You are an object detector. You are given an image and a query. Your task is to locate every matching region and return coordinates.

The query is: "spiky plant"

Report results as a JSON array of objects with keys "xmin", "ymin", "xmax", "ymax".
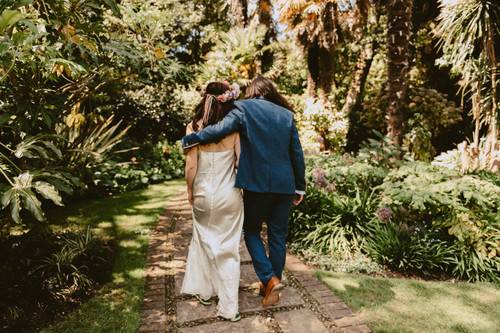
[{"xmin": 434, "ymin": 0, "xmax": 500, "ymax": 167}]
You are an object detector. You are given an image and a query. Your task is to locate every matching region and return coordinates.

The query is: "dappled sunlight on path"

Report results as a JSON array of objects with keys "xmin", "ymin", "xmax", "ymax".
[{"xmin": 139, "ymin": 191, "xmax": 370, "ymax": 333}]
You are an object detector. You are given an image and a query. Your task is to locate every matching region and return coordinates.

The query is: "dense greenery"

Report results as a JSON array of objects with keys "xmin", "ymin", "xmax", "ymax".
[
  {"xmin": 1, "ymin": 0, "xmax": 499, "ymax": 330},
  {"xmin": 290, "ymin": 151, "xmax": 500, "ymax": 283}
]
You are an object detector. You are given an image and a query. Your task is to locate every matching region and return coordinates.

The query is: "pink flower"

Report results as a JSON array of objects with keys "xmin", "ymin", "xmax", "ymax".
[{"xmin": 377, "ymin": 207, "xmax": 392, "ymax": 222}]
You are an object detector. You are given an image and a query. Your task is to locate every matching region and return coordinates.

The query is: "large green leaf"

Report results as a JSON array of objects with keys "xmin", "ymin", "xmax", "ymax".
[
  {"xmin": 14, "ymin": 135, "xmax": 63, "ymax": 160},
  {"xmin": 0, "ymin": 172, "xmax": 51, "ymax": 223},
  {"xmin": 0, "ymin": 9, "xmax": 24, "ymax": 34},
  {"xmin": 103, "ymin": 0, "xmax": 121, "ymax": 17},
  {"xmin": 34, "ymin": 181, "xmax": 63, "ymax": 206}
]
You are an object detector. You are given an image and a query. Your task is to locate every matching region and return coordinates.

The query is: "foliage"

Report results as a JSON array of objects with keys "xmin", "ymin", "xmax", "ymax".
[
  {"xmin": 299, "ymin": 97, "xmax": 349, "ymax": 152},
  {"xmin": 360, "ymin": 55, "xmax": 463, "ymax": 160},
  {"xmin": 291, "ymin": 153, "xmax": 500, "ymax": 283},
  {"xmin": 0, "ymin": 135, "xmax": 82, "ymax": 225},
  {"xmin": 0, "ymin": 227, "xmax": 112, "ymax": 331},
  {"xmin": 434, "ymin": 0, "xmax": 499, "ymax": 169},
  {"xmin": 289, "ymin": 244, "xmax": 382, "ymax": 274},
  {"xmin": 290, "ymin": 155, "xmax": 385, "ymax": 259},
  {"xmin": 378, "ymin": 162, "xmax": 500, "ymax": 282},
  {"xmin": 365, "ymin": 222, "xmax": 455, "ymax": 275},
  {"xmin": 40, "ymin": 181, "xmax": 185, "ymax": 333},
  {"xmin": 35, "ymin": 227, "xmax": 102, "ymax": 301},
  {"xmin": 433, "ymin": 137, "xmax": 500, "ymax": 173},
  {"xmin": 267, "ymin": 40, "xmax": 307, "ymax": 95},
  {"xmin": 91, "ymin": 142, "xmax": 184, "ymax": 194},
  {"xmin": 357, "ymin": 131, "xmax": 410, "ymax": 169},
  {"xmin": 197, "ymin": 22, "xmax": 267, "ymax": 85}
]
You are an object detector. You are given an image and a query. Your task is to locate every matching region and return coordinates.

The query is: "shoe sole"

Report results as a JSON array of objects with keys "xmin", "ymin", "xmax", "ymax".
[{"xmin": 262, "ymin": 283, "xmax": 284, "ymax": 307}]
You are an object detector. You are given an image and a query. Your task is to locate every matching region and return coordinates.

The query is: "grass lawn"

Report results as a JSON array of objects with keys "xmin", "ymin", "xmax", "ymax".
[
  {"xmin": 41, "ymin": 180, "xmax": 185, "ymax": 333},
  {"xmin": 317, "ymin": 271, "xmax": 500, "ymax": 333}
]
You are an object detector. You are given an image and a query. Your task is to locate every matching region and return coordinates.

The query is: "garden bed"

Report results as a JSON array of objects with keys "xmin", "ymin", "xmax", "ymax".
[
  {"xmin": 1, "ymin": 180, "xmax": 184, "ymax": 333},
  {"xmin": 0, "ymin": 231, "xmax": 115, "ymax": 332}
]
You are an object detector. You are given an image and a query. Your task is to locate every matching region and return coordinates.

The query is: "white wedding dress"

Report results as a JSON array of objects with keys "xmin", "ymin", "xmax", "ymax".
[{"xmin": 181, "ymin": 131, "xmax": 244, "ymax": 319}]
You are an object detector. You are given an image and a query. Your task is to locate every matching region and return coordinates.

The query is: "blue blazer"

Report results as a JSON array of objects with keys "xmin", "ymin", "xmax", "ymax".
[{"xmin": 182, "ymin": 98, "xmax": 306, "ymax": 195}]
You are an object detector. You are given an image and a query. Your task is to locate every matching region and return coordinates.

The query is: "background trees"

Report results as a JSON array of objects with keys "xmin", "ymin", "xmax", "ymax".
[
  {"xmin": 434, "ymin": 0, "xmax": 499, "ymax": 170},
  {"xmin": 1, "ymin": 0, "xmax": 499, "ymax": 329},
  {"xmin": 385, "ymin": 0, "xmax": 413, "ymax": 145}
]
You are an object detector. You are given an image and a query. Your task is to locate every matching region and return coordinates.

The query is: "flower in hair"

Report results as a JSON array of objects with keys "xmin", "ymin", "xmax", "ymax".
[{"xmin": 216, "ymin": 83, "xmax": 240, "ymax": 103}]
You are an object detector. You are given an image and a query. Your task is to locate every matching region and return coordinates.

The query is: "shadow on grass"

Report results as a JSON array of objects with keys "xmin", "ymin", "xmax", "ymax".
[
  {"xmin": 317, "ymin": 271, "xmax": 500, "ymax": 333},
  {"xmin": 317, "ymin": 271, "xmax": 396, "ymax": 310},
  {"xmin": 38, "ymin": 181, "xmax": 185, "ymax": 333}
]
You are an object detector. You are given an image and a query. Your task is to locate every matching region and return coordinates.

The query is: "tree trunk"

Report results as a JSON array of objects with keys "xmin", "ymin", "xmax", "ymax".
[
  {"xmin": 257, "ymin": 0, "xmax": 275, "ymax": 72},
  {"xmin": 317, "ymin": 47, "xmax": 335, "ymax": 103},
  {"xmin": 342, "ymin": 40, "xmax": 375, "ymax": 116},
  {"xmin": 486, "ymin": 25, "xmax": 497, "ymax": 141},
  {"xmin": 306, "ymin": 44, "xmax": 320, "ymax": 98},
  {"xmin": 230, "ymin": 0, "xmax": 248, "ymax": 27},
  {"xmin": 386, "ymin": 0, "xmax": 413, "ymax": 146}
]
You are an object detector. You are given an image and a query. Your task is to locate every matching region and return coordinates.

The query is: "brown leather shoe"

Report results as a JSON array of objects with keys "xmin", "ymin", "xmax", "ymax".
[{"xmin": 262, "ymin": 276, "xmax": 284, "ymax": 307}]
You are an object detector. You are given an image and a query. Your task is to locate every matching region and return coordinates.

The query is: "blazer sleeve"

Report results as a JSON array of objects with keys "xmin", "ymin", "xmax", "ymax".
[
  {"xmin": 290, "ymin": 120, "xmax": 306, "ymax": 193},
  {"xmin": 181, "ymin": 108, "xmax": 243, "ymax": 149}
]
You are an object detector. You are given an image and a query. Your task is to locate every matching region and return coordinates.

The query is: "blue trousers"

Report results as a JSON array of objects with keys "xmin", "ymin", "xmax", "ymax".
[{"xmin": 243, "ymin": 191, "xmax": 294, "ymax": 285}]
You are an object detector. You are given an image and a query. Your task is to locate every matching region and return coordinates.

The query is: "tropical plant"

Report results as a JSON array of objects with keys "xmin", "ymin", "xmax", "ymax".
[
  {"xmin": 434, "ymin": 0, "xmax": 500, "ymax": 168},
  {"xmin": 34, "ymin": 227, "xmax": 103, "ymax": 301},
  {"xmin": 277, "ymin": 0, "xmax": 342, "ymax": 100},
  {"xmin": 256, "ymin": 0, "xmax": 276, "ymax": 71},
  {"xmin": 379, "ymin": 161, "xmax": 500, "ymax": 281},
  {"xmin": 197, "ymin": 22, "xmax": 267, "ymax": 85},
  {"xmin": 0, "ymin": 136, "xmax": 81, "ymax": 224}
]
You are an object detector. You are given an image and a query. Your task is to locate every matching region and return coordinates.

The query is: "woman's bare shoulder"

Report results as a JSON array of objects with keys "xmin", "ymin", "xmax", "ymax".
[{"xmin": 186, "ymin": 122, "xmax": 194, "ymax": 134}]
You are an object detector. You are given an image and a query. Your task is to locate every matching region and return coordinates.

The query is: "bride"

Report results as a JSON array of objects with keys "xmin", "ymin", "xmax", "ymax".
[{"xmin": 180, "ymin": 81, "xmax": 243, "ymax": 322}]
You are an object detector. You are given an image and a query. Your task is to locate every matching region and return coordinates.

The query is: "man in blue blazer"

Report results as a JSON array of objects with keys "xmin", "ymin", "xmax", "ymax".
[{"xmin": 182, "ymin": 77, "xmax": 306, "ymax": 307}]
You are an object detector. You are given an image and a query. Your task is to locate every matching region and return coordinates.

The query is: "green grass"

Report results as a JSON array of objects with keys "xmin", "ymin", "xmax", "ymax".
[
  {"xmin": 41, "ymin": 180, "xmax": 185, "ymax": 333},
  {"xmin": 317, "ymin": 271, "xmax": 500, "ymax": 333}
]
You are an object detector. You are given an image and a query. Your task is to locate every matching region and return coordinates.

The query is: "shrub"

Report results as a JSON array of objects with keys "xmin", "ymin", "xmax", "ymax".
[
  {"xmin": 377, "ymin": 162, "xmax": 500, "ymax": 282},
  {"xmin": 91, "ymin": 141, "xmax": 184, "ymax": 194},
  {"xmin": 0, "ymin": 227, "xmax": 112, "ymax": 329},
  {"xmin": 365, "ymin": 222, "xmax": 456, "ymax": 276},
  {"xmin": 291, "ymin": 154, "xmax": 500, "ymax": 283},
  {"xmin": 290, "ymin": 156, "xmax": 382, "ymax": 258}
]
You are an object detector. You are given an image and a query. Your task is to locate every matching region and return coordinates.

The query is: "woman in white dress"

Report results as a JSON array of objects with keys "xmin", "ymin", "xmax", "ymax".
[{"xmin": 181, "ymin": 81, "xmax": 243, "ymax": 322}]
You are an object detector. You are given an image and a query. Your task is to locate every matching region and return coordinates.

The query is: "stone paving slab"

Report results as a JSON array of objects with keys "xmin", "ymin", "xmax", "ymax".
[
  {"xmin": 179, "ymin": 316, "xmax": 272, "ymax": 333},
  {"xmin": 240, "ymin": 263, "xmax": 259, "ymax": 289},
  {"xmin": 138, "ymin": 191, "xmax": 371, "ymax": 333},
  {"xmin": 275, "ymin": 309, "xmax": 329, "ymax": 333},
  {"xmin": 177, "ymin": 299, "xmax": 218, "ymax": 323}
]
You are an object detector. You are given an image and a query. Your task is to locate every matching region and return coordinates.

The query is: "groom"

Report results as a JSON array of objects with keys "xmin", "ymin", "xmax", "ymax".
[{"xmin": 181, "ymin": 76, "xmax": 306, "ymax": 307}]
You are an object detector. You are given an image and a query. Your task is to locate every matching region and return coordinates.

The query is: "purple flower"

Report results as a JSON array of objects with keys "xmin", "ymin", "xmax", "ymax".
[
  {"xmin": 312, "ymin": 167, "xmax": 328, "ymax": 188},
  {"xmin": 377, "ymin": 207, "xmax": 392, "ymax": 222},
  {"xmin": 312, "ymin": 167, "xmax": 336, "ymax": 193}
]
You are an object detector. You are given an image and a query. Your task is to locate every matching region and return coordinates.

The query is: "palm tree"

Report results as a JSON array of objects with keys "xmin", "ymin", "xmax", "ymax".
[
  {"xmin": 434, "ymin": 0, "xmax": 499, "ymax": 167},
  {"xmin": 229, "ymin": 0, "xmax": 248, "ymax": 27},
  {"xmin": 341, "ymin": 0, "xmax": 378, "ymax": 117},
  {"xmin": 386, "ymin": 0, "xmax": 413, "ymax": 146},
  {"xmin": 277, "ymin": 0, "xmax": 341, "ymax": 102},
  {"xmin": 256, "ymin": 0, "xmax": 276, "ymax": 71}
]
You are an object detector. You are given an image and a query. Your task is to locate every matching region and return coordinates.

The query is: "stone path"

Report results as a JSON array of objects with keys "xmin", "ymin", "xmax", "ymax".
[{"xmin": 139, "ymin": 191, "xmax": 370, "ymax": 333}]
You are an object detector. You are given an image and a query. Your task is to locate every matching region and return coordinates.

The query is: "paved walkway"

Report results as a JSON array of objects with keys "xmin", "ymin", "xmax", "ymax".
[{"xmin": 139, "ymin": 191, "xmax": 370, "ymax": 333}]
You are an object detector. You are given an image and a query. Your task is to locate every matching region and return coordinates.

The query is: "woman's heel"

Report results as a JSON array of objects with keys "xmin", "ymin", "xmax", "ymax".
[
  {"xmin": 229, "ymin": 312, "xmax": 241, "ymax": 322},
  {"xmin": 221, "ymin": 312, "xmax": 241, "ymax": 322},
  {"xmin": 195, "ymin": 294, "xmax": 212, "ymax": 306}
]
